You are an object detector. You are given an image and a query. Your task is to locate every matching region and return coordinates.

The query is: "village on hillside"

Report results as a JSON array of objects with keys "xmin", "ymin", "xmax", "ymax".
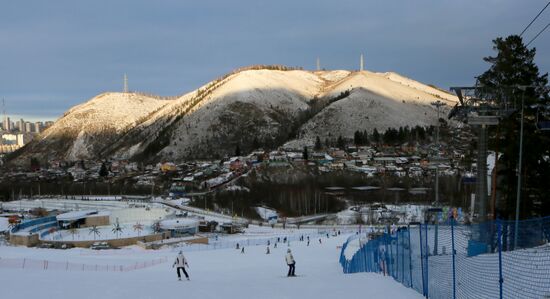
[{"xmin": 0, "ymin": 123, "xmax": 484, "ymax": 227}]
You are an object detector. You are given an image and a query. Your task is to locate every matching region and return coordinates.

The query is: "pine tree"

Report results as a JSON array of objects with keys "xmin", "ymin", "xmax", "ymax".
[
  {"xmin": 354, "ymin": 131, "xmax": 362, "ymax": 146},
  {"xmin": 99, "ymin": 162, "xmax": 109, "ymax": 177},
  {"xmin": 337, "ymin": 135, "xmax": 345, "ymax": 149},
  {"xmin": 302, "ymin": 146, "xmax": 309, "ymax": 160},
  {"xmin": 235, "ymin": 144, "xmax": 241, "ymax": 157},
  {"xmin": 477, "ymin": 35, "xmax": 549, "ymax": 219},
  {"xmin": 398, "ymin": 127, "xmax": 406, "ymax": 143},
  {"xmin": 314, "ymin": 136, "xmax": 322, "ymax": 150},
  {"xmin": 30, "ymin": 157, "xmax": 40, "ymax": 171},
  {"xmin": 415, "ymin": 126, "xmax": 426, "ymax": 141},
  {"xmin": 252, "ymin": 137, "xmax": 260, "ymax": 150},
  {"xmin": 372, "ymin": 128, "xmax": 380, "ymax": 144},
  {"xmin": 362, "ymin": 130, "xmax": 369, "ymax": 145}
]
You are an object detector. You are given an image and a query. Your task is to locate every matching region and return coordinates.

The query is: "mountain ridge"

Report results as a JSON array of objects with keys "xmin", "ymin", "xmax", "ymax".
[{"xmin": 8, "ymin": 67, "xmax": 457, "ymax": 166}]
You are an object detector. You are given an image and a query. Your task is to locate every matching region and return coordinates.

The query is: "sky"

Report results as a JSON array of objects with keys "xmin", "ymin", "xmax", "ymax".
[{"xmin": 1, "ymin": 0, "xmax": 550, "ymax": 121}]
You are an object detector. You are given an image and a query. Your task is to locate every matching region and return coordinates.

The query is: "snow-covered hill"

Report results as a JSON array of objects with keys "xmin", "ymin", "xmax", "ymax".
[
  {"xmin": 10, "ymin": 67, "xmax": 458, "ymax": 164},
  {"xmin": 287, "ymin": 71, "xmax": 456, "ymax": 148},
  {"xmin": 16, "ymin": 93, "xmax": 168, "ymax": 162}
]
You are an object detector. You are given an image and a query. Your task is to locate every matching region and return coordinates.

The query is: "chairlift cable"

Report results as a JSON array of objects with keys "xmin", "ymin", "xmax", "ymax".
[
  {"xmin": 520, "ymin": 2, "xmax": 550, "ymax": 37},
  {"xmin": 526, "ymin": 22, "xmax": 550, "ymax": 47}
]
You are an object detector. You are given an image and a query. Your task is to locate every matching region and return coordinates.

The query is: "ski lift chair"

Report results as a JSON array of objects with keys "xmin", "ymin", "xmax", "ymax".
[{"xmin": 535, "ymin": 105, "xmax": 550, "ymax": 131}]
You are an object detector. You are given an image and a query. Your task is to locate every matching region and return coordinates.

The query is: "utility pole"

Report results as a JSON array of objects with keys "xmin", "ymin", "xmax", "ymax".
[
  {"xmin": 514, "ymin": 89, "xmax": 526, "ymax": 249},
  {"xmin": 431, "ymin": 100, "xmax": 446, "ymax": 205}
]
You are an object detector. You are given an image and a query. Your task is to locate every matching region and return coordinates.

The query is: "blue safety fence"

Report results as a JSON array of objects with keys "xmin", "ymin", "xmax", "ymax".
[{"xmin": 339, "ymin": 216, "xmax": 550, "ymax": 299}]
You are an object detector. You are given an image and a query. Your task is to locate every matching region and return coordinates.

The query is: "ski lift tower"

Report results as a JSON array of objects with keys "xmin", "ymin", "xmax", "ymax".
[{"xmin": 448, "ymin": 86, "xmax": 513, "ymax": 222}]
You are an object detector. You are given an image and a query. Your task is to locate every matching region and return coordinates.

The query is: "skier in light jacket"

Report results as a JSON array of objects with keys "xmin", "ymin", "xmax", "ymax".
[
  {"xmin": 285, "ymin": 249, "xmax": 296, "ymax": 276},
  {"xmin": 173, "ymin": 251, "xmax": 190, "ymax": 281}
]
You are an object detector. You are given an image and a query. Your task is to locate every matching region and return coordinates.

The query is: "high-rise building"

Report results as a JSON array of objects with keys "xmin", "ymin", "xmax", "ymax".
[
  {"xmin": 19, "ymin": 119, "xmax": 25, "ymax": 133},
  {"xmin": 25, "ymin": 122, "xmax": 33, "ymax": 133},
  {"xmin": 3, "ymin": 116, "xmax": 11, "ymax": 132},
  {"xmin": 16, "ymin": 133, "xmax": 32, "ymax": 147},
  {"xmin": 35, "ymin": 121, "xmax": 42, "ymax": 134}
]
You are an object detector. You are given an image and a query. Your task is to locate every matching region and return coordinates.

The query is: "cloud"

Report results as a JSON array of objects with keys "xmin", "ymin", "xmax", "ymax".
[{"xmin": 1, "ymin": 0, "xmax": 548, "ymax": 118}]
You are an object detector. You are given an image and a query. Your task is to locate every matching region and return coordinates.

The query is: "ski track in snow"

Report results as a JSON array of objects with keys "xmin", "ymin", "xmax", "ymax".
[{"xmin": 0, "ymin": 234, "xmax": 422, "ymax": 299}]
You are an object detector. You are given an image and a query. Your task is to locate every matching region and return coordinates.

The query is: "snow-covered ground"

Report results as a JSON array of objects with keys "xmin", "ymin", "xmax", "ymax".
[
  {"xmin": 255, "ymin": 206, "xmax": 278, "ymax": 221},
  {"xmin": 0, "ymin": 217, "xmax": 9, "ymax": 232},
  {"xmin": 0, "ymin": 233, "xmax": 422, "ymax": 299},
  {"xmin": 45, "ymin": 222, "xmax": 156, "ymax": 242},
  {"xmin": 2, "ymin": 198, "xmax": 134, "ymax": 212}
]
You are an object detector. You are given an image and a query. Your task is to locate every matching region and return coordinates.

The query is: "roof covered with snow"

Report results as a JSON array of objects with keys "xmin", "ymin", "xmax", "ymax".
[
  {"xmin": 56, "ymin": 210, "xmax": 101, "ymax": 221},
  {"xmin": 159, "ymin": 218, "xmax": 199, "ymax": 230}
]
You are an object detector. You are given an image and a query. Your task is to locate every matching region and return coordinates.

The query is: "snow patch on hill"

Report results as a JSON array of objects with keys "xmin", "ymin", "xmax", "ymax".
[
  {"xmin": 286, "ymin": 71, "xmax": 454, "ymax": 149},
  {"xmin": 35, "ymin": 92, "xmax": 168, "ymax": 160},
  {"xmin": 380, "ymin": 72, "xmax": 456, "ymax": 103},
  {"xmin": 158, "ymin": 70, "xmax": 327, "ymax": 159}
]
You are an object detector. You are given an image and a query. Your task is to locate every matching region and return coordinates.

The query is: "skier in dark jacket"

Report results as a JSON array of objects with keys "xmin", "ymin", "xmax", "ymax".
[{"xmin": 285, "ymin": 249, "xmax": 296, "ymax": 276}]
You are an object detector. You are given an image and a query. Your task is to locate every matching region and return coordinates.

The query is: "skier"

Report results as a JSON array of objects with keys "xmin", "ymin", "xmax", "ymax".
[
  {"xmin": 285, "ymin": 249, "xmax": 296, "ymax": 277},
  {"xmin": 266, "ymin": 246, "xmax": 270, "ymax": 254},
  {"xmin": 236, "ymin": 243, "xmax": 240, "ymax": 249},
  {"xmin": 319, "ymin": 238, "xmax": 322, "ymax": 244},
  {"xmin": 274, "ymin": 242, "xmax": 278, "ymax": 248},
  {"xmin": 241, "ymin": 247, "xmax": 245, "ymax": 254},
  {"xmin": 172, "ymin": 251, "xmax": 190, "ymax": 281},
  {"xmin": 379, "ymin": 246, "xmax": 387, "ymax": 276}
]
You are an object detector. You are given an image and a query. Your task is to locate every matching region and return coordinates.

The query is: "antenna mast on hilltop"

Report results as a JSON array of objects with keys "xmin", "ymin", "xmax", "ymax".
[
  {"xmin": 316, "ymin": 57, "xmax": 320, "ymax": 71},
  {"xmin": 2, "ymin": 98, "xmax": 5, "ymax": 123},
  {"xmin": 123, "ymin": 74, "xmax": 129, "ymax": 93},
  {"xmin": 360, "ymin": 54, "xmax": 364, "ymax": 71}
]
